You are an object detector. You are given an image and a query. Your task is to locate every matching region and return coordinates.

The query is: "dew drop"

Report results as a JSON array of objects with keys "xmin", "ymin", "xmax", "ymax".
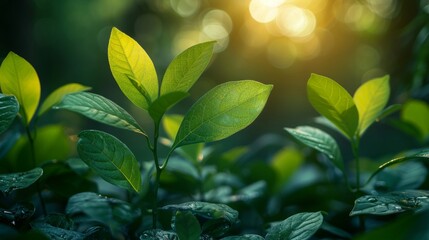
[{"xmin": 367, "ymin": 197, "xmax": 377, "ymax": 203}]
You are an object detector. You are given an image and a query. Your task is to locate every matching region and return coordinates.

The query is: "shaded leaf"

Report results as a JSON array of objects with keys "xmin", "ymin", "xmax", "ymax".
[
  {"xmin": 350, "ymin": 190, "xmax": 429, "ymax": 216},
  {"xmin": 0, "ymin": 52, "xmax": 40, "ymax": 124},
  {"xmin": 307, "ymin": 73, "xmax": 358, "ymax": 139},
  {"xmin": 266, "ymin": 211, "xmax": 323, "ymax": 240},
  {"xmin": 31, "ymin": 222, "xmax": 84, "ymax": 240},
  {"xmin": 148, "ymin": 92, "xmax": 189, "ymax": 123},
  {"xmin": 0, "ymin": 168, "xmax": 43, "ymax": 194},
  {"xmin": 175, "ymin": 211, "xmax": 201, "ymax": 240},
  {"xmin": 271, "ymin": 147, "xmax": 303, "ymax": 191},
  {"xmin": 140, "ymin": 229, "xmax": 179, "ymax": 240},
  {"xmin": 173, "ymin": 80, "xmax": 272, "ymax": 148},
  {"xmin": 221, "ymin": 234, "xmax": 264, "ymax": 240},
  {"xmin": 55, "ymin": 92, "xmax": 145, "ymax": 135},
  {"xmin": 39, "ymin": 83, "xmax": 90, "ymax": 116},
  {"xmin": 401, "ymin": 100, "xmax": 429, "ymax": 140},
  {"xmin": 0, "ymin": 203, "xmax": 35, "ymax": 226},
  {"xmin": 77, "ymin": 130, "xmax": 141, "ymax": 193},
  {"xmin": 376, "ymin": 104, "xmax": 401, "ymax": 121},
  {"xmin": 354, "ymin": 75, "xmax": 390, "ymax": 135},
  {"xmin": 108, "ymin": 27, "xmax": 158, "ymax": 110},
  {"xmin": 160, "ymin": 41, "xmax": 215, "ymax": 96},
  {"xmin": 285, "ymin": 126, "xmax": 343, "ymax": 171},
  {"xmin": 0, "ymin": 94, "xmax": 19, "ymax": 134}
]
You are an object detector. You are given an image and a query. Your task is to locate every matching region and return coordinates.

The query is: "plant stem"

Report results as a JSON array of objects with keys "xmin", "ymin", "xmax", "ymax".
[
  {"xmin": 151, "ymin": 122, "xmax": 161, "ymax": 229},
  {"xmin": 351, "ymin": 135, "xmax": 365, "ymax": 230}
]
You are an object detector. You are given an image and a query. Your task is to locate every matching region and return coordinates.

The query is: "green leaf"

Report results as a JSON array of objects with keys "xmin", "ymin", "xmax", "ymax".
[
  {"xmin": 108, "ymin": 27, "xmax": 158, "ymax": 110},
  {"xmin": 140, "ymin": 229, "xmax": 179, "ymax": 240},
  {"xmin": 31, "ymin": 222, "xmax": 85, "ymax": 240},
  {"xmin": 0, "ymin": 168, "xmax": 43, "ymax": 194},
  {"xmin": 350, "ymin": 190, "xmax": 429, "ymax": 216},
  {"xmin": 55, "ymin": 92, "xmax": 145, "ymax": 135},
  {"xmin": 307, "ymin": 73, "xmax": 358, "ymax": 139},
  {"xmin": 148, "ymin": 92, "xmax": 189, "ymax": 123},
  {"xmin": 0, "ymin": 52, "xmax": 40, "ymax": 124},
  {"xmin": 376, "ymin": 104, "xmax": 401, "ymax": 122},
  {"xmin": 221, "ymin": 234, "xmax": 264, "ymax": 240},
  {"xmin": 160, "ymin": 41, "xmax": 215, "ymax": 96},
  {"xmin": 354, "ymin": 75, "xmax": 390, "ymax": 135},
  {"xmin": 173, "ymin": 80, "xmax": 272, "ymax": 148},
  {"xmin": 38, "ymin": 83, "xmax": 91, "ymax": 116},
  {"xmin": 0, "ymin": 94, "xmax": 19, "ymax": 134},
  {"xmin": 0, "ymin": 203, "xmax": 35, "ymax": 225},
  {"xmin": 401, "ymin": 100, "xmax": 429, "ymax": 140},
  {"xmin": 285, "ymin": 126, "xmax": 343, "ymax": 171},
  {"xmin": 77, "ymin": 130, "xmax": 142, "ymax": 193},
  {"xmin": 271, "ymin": 147, "xmax": 303, "ymax": 191},
  {"xmin": 266, "ymin": 212, "xmax": 323, "ymax": 240},
  {"xmin": 175, "ymin": 211, "xmax": 201, "ymax": 240}
]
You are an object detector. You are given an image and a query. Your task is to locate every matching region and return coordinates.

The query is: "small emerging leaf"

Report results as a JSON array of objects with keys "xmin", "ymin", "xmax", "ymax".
[
  {"xmin": 55, "ymin": 92, "xmax": 145, "ymax": 135},
  {"xmin": 0, "ymin": 52, "xmax": 40, "ymax": 124},
  {"xmin": 307, "ymin": 73, "xmax": 358, "ymax": 139},
  {"xmin": 39, "ymin": 83, "xmax": 91, "ymax": 116},
  {"xmin": 0, "ymin": 94, "xmax": 19, "ymax": 134},
  {"xmin": 266, "ymin": 211, "xmax": 323, "ymax": 240},
  {"xmin": 148, "ymin": 92, "xmax": 189, "ymax": 123},
  {"xmin": 354, "ymin": 75, "xmax": 390, "ymax": 135},
  {"xmin": 77, "ymin": 130, "xmax": 142, "ymax": 193},
  {"xmin": 0, "ymin": 168, "xmax": 43, "ymax": 194},
  {"xmin": 175, "ymin": 211, "xmax": 201, "ymax": 240},
  {"xmin": 173, "ymin": 80, "xmax": 272, "ymax": 148}
]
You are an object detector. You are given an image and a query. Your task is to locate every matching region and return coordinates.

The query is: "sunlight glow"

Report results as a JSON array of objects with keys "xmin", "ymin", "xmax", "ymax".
[
  {"xmin": 249, "ymin": 0, "xmax": 284, "ymax": 23},
  {"xmin": 276, "ymin": 5, "xmax": 316, "ymax": 38}
]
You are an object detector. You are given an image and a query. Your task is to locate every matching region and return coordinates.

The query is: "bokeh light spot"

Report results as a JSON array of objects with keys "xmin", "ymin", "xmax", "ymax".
[
  {"xmin": 170, "ymin": 0, "xmax": 200, "ymax": 17},
  {"xmin": 276, "ymin": 5, "xmax": 316, "ymax": 38},
  {"xmin": 249, "ymin": 0, "xmax": 280, "ymax": 23}
]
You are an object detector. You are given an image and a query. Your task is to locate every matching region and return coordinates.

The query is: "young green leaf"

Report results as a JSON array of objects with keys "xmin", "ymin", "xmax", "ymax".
[
  {"xmin": 173, "ymin": 80, "xmax": 272, "ymax": 148},
  {"xmin": 0, "ymin": 52, "xmax": 40, "ymax": 124},
  {"xmin": 160, "ymin": 41, "xmax": 215, "ymax": 96},
  {"xmin": 354, "ymin": 75, "xmax": 390, "ymax": 136},
  {"xmin": 175, "ymin": 211, "xmax": 201, "ymax": 240},
  {"xmin": 266, "ymin": 211, "xmax": 323, "ymax": 240},
  {"xmin": 285, "ymin": 126, "xmax": 343, "ymax": 171},
  {"xmin": 55, "ymin": 92, "xmax": 145, "ymax": 135},
  {"xmin": 0, "ymin": 168, "xmax": 43, "ymax": 194},
  {"xmin": 38, "ymin": 83, "xmax": 91, "ymax": 116},
  {"xmin": 0, "ymin": 94, "xmax": 19, "ymax": 134},
  {"xmin": 77, "ymin": 130, "xmax": 142, "ymax": 193},
  {"xmin": 401, "ymin": 100, "xmax": 429, "ymax": 140},
  {"xmin": 350, "ymin": 190, "xmax": 429, "ymax": 216},
  {"xmin": 148, "ymin": 92, "xmax": 189, "ymax": 123},
  {"xmin": 108, "ymin": 27, "xmax": 158, "ymax": 110},
  {"xmin": 307, "ymin": 73, "xmax": 358, "ymax": 139}
]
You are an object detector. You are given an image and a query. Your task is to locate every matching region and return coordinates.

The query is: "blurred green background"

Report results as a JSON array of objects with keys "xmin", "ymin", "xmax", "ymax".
[{"xmin": 1, "ymin": 0, "xmax": 428, "ymax": 157}]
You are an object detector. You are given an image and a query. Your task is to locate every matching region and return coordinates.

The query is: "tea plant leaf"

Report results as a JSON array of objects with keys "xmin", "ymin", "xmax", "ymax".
[
  {"xmin": 173, "ymin": 80, "xmax": 272, "ymax": 148},
  {"xmin": 140, "ymin": 229, "xmax": 179, "ymax": 239},
  {"xmin": 0, "ymin": 168, "xmax": 43, "ymax": 194},
  {"xmin": 285, "ymin": 126, "xmax": 343, "ymax": 171},
  {"xmin": 175, "ymin": 211, "xmax": 201, "ymax": 240},
  {"xmin": 376, "ymin": 104, "xmax": 401, "ymax": 122},
  {"xmin": 350, "ymin": 190, "xmax": 429, "ymax": 216},
  {"xmin": 0, "ymin": 202, "xmax": 35, "ymax": 225},
  {"xmin": 401, "ymin": 100, "xmax": 429, "ymax": 140},
  {"xmin": 271, "ymin": 147, "xmax": 304, "ymax": 191},
  {"xmin": 77, "ymin": 130, "xmax": 142, "ymax": 193},
  {"xmin": 108, "ymin": 27, "xmax": 158, "ymax": 110},
  {"xmin": 160, "ymin": 41, "xmax": 215, "ymax": 96},
  {"xmin": 221, "ymin": 234, "xmax": 264, "ymax": 240},
  {"xmin": 56, "ymin": 92, "xmax": 145, "ymax": 135},
  {"xmin": 39, "ymin": 83, "xmax": 90, "ymax": 116},
  {"xmin": 307, "ymin": 73, "xmax": 358, "ymax": 139},
  {"xmin": 265, "ymin": 211, "xmax": 323, "ymax": 240},
  {"xmin": 31, "ymin": 222, "xmax": 85, "ymax": 240},
  {"xmin": 0, "ymin": 52, "xmax": 40, "ymax": 124},
  {"xmin": 0, "ymin": 94, "xmax": 19, "ymax": 134},
  {"xmin": 148, "ymin": 92, "xmax": 189, "ymax": 123},
  {"xmin": 354, "ymin": 75, "xmax": 390, "ymax": 135}
]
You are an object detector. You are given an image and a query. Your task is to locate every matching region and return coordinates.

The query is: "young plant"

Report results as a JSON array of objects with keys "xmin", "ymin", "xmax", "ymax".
[{"xmin": 55, "ymin": 27, "xmax": 273, "ymax": 232}]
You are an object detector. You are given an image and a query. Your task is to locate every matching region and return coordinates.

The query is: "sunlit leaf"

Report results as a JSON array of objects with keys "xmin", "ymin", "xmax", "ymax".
[
  {"xmin": 0, "ymin": 168, "xmax": 43, "ymax": 194},
  {"xmin": 140, "ymin": 229, "xmax": 178, "ymax": 240},
  {"xmin": 173, "ymin": 80, "xmax": 272, "ymax": 148},
  {"xmin": 266, "ymin": 211, "xmax": 323, "ymax": 240},
  {"xmin": 0, "ymin": 52, "xmax": 40, "ymax": 124},
  {"xmin": 148, "ymin": 92, "xmax": 189, "ymax": 123},
  {"xmin": 38, "ymin": 83, "xmax": 90, "ymax": 116},
  {"xmin": 77, "ymin": 130, "xmax": 141, "ymax": 193},
  {"xmin": 350, "ymin": 190, "xmax": 429, "ymax": 216},
  {"xmin": 354, "ymin": 75, "xmax": 390, "ymax": 135},
  {"xmin": 175, "ymin": 211, "xmax": 201, "ymax": 240},
  {"xmin": 55, "ymin": 92, "xmax": 145, "ymax": 135},
  {"xmin": 285, "ymin": 126, "xmax": 343, "ymax": 171},
  {"xmin": 0, "ymin": 94, "xmax": 19, "ymax": 134},
  {"xmin": 271, "ymin": 147, "xmax": 303, "ymax": 191},
  {"xmin": 307, "ymin": 73, "xmax": 358, "ymax": 139},
  {"xmin": 401, "ymin": 100, "xmax": 429, "ymax": 140},
  {"xmin": 221, "ymin": 234, "xmax": 264, "ymax": 240},
  {"xmin": 108, "ymin": 27, "xmax": 158, "ymax": 110},
  {"xmin": 160, "ymin": 41, "xmax": 215, "ymax": 96}
]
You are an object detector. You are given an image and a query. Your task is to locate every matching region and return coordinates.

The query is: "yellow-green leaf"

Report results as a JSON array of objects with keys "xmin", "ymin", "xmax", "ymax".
[
  {"xmin": 307, "ymin": 73, "xmax": 358, "ymax": 139},
  {"xmin": 108, "ymin": 27, "xmax": 158, "ymax": 110},
  {"xmin": 401, "ymin": 100, "xmax": 429, "ymax": 140},
  {"xmin": 0, "ymin": 52, "xmax": 40, "ymax": 124},
  {"xmin": 353, "ymin": 75, "xmax": 390, "ymax": 136}
]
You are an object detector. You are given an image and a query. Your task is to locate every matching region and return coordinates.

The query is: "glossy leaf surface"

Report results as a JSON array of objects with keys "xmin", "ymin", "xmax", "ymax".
[
  {"xmin": 77, "ymin": 130, "xmax": 141, "ymax": 193},
  {"xmin": 266, "ymin": 211, "xmax": 323, "ymax": 240},
  {"xmin": 39, "ymin": 83, "xmax": 90, "ymax": 116},
  {"xmin": 140, "ymin": 229, "xmax": 179, "ymax": 240},
  {"xmin": 0, "ymin": 94, "xmax": 19, "ymax": 134},
  {"xmin": 108, "ymin": 27, "xmax": 158, "ymax": 110},
  {"xmin": 55, "ymin": 92, "xmax": 145, "ymax": 134},
  {"xmin": 221, "ymin": 234, "xmax": 264, "ymax": 240},
  {"xmin": 307, "ymin": 73, "xmax": 358, "ymax": 139},
  {"xmin": 175, "ymin": 211, "xmax": 201, "ymax": 240},
  {"xmin": 0, "ymin": 168, "xmax": 43, "ymax": 194},
  {"xmin": 354, "ymin": 75, "xmax": 390, "ymax": 135},
  {"xmin": 0, "ymin": 52, "xmax": 40, "ymax": 124},
  {"xmin": 173, "ymin": 80, "xmax": 272, "ymax": 148}
]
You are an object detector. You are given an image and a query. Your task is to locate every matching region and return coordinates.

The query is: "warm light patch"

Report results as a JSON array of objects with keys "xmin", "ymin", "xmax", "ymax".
[{"xmin": 276, "ymin": 5, "xmax": 316, "ymax": 38}]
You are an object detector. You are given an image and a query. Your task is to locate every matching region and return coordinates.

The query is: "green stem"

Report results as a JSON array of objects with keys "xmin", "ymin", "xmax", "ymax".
[
  {"xmin": 151, "ymin": 122, "xmax": 161, "ymax": 229},
  {"xmin": 351, "ymin": 135, "xmax": 365, "ymax": 230}
]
